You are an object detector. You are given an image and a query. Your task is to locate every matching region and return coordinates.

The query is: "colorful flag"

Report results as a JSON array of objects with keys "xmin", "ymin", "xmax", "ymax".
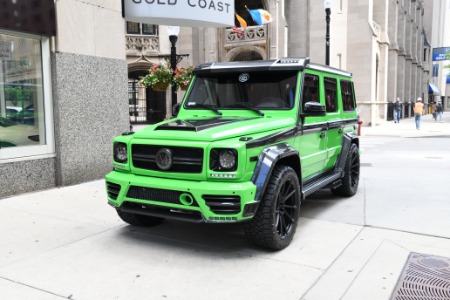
[
  {"xmin": 245, "ymin": 6, "xmax": 273, "ymax": 25},
  {"xmin": 235, "ymin": 13, "xmax": 248, "ymax": 29}
]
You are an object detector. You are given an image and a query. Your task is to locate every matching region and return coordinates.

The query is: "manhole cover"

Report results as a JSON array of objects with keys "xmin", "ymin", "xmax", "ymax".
[{"xmin": 390, "ymin": 252, "xmax": 450, "ymax": 300}]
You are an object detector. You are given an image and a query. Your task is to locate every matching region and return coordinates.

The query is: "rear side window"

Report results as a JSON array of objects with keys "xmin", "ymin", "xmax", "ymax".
[
  {"xmin": 301, "ymin": 74, "xmax": 320, "ymax": 110},
  {"xmin": 324, "ymin": 77, "xmax": 338, "ymax": 112},
  {"xmin": 340, "ymin": 80, "xmax": 356, "ymax": 112}
]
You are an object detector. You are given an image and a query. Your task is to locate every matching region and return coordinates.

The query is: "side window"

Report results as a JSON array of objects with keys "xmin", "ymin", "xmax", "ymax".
[
  {"xmin": 340, "ymin": 80, "xmax": 356, "ymax": 112},
  {"xmin": 324, "ymin": 77, "xmax": 338, "ymax": 112},
  {"xmin": 302, "ymin": 74, "xmax": 320, "ymax": 110}
]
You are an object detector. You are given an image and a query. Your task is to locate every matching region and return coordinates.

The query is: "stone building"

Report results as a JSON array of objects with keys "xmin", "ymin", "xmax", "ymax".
[
  {"xmin": 1, "ymin": 0, "xmax": 447, "ymax": 198},
  {"xmin": 0, "ymin": 1, "xmax": 129, "ymax": 198},
  {"xmin": 126, "ymin": 0, "xmax": 442, "ymax": 127}
]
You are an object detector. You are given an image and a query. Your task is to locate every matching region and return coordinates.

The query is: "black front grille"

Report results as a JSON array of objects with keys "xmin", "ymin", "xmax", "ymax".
[
  {"xmin": 203, "ymin": 195, "xmax": 241, "ymax": 214},
  {"xmin": 106, "ymin": 182, "xmax": 121, "ymax": 200},
  {"xmin": 127, "ymin": 186, "xmax": 198, "ymax": 206},
  {"xmin": 132, "ymin": 145, "xmax": 203, "ymax": 173}
]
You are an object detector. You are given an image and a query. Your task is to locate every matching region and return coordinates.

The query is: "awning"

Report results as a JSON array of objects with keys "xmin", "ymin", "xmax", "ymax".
[{"xmin": 429, "ymin": 84, "xmax": 440, "ymax": 95}]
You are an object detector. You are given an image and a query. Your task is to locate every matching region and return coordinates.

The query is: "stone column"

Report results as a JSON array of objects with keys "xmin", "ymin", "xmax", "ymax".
[
  {"xmin": 287, "ymin": 0, "xmax": 309, "ymax": 57},
  {"xmin": 387, "ymin": 0, "xmax": 399, "ymax": 103}
]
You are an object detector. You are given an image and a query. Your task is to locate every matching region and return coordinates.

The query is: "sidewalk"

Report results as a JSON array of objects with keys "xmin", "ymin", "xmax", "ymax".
[
  {"xmin": 1, "ymin": 115, "xmax": 450, "ymax": 300},
  {"xmin": 361, "ymin": 112, "xmax": 450, "ymax": 137}
]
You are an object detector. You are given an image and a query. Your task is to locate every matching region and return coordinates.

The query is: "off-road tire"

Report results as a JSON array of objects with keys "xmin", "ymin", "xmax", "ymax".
[
  {"xmin": 117, "ymin": 210, "xmax": 165, "ymax": 227},
  {"xmin": 331, "ymin": 143, "xmax": 360, "ymax": 197},
  {"xmin": 244, "ymin": 165, "xmax": 301, "ymax": 250}
]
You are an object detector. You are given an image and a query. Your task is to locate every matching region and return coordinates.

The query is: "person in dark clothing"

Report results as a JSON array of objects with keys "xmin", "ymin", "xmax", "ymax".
[
  {"xmin": 436, "ymin": 101, "xmax": 444, "ymax": 122},
  {"xmin": 393, "ymin": 97, "xmax": 402, "ymax": 123}
]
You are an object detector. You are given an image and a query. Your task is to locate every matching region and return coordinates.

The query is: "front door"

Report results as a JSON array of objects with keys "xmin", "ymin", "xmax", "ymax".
[{"xmin": 296, "ymin": 72, "xmax": 328, "ymax": 179}]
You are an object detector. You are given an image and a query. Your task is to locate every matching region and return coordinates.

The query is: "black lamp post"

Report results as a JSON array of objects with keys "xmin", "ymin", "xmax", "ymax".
[
  {"xmin": 167, "ymin": 26, "xmax": 180, "ymax": 109},
  {"xmin": 324, "ymin": 0, "xmax": 332, "ymax": 66}
]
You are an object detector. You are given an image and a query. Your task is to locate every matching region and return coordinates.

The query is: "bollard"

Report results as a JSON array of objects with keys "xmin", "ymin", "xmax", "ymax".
[{"xmin": 357, "ymin": 120, "xmax": 363, "ymax": 136}]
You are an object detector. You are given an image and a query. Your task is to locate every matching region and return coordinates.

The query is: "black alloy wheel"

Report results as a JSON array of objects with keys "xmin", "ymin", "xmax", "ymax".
[{"xmin": 244, "ymin": 165, "xmax": 301, "ymax": 250}]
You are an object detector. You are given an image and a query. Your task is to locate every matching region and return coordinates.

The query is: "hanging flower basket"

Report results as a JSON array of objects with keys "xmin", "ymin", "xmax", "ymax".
[
  {"xmin": 173, "ymin": 66, "xmax": 194, "ymax": 91},
  {"xmin": 179, "ymin": 82, "xmax": 189, "ymax": 91},
  {"xmin": 152, "ymin": 81, "xmax": 170, "ymax": 91},
  {"xmin": 140, "ymin": 63, "xmax": 173, "ymax": 91}
]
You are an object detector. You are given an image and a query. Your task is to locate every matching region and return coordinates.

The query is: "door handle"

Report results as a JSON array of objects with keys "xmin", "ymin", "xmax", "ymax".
[
  {"xmin": 320, "ymin": 132, "xmax": 326, "ymax": 139},
  {"xmin": 338, "ymin": 129, "xmax": 343, "ymax": 134}
]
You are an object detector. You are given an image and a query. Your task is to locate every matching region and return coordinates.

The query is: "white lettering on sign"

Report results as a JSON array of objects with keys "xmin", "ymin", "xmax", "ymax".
[{"xmin": 124, "ymin": 0, "xmax": 234, "ymax": 27}]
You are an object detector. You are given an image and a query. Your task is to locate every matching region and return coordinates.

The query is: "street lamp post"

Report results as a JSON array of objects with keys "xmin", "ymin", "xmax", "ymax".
[
  {"xmin": 167, "ymin": 26, "xmax": 180, "ymax": 109},
  {"xmin": 324, "ymin": 0, "xmax": 332, "ymax": 66}
]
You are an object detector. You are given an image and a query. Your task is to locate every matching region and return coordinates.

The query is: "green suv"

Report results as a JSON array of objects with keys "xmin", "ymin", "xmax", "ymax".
[{"xmin": 106, "ymin": 58, "xmax": 360, "ymax": 250}]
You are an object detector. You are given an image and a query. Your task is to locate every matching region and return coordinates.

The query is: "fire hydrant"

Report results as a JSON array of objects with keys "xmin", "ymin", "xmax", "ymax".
[{"xmin": 357, "ymin": 120, "xmax": 363, "ymax": 136}]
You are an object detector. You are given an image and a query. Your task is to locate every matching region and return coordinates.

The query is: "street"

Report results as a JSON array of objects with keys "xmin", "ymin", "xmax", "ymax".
[{"xmin": 1, "ymin": 115, "xmax": 450, "ymax": 300}]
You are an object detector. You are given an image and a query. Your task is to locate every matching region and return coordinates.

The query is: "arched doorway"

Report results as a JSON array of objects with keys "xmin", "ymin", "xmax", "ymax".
[{"xmin": 128, "ymin": 64, "xmax": 167, "ymax": 124}]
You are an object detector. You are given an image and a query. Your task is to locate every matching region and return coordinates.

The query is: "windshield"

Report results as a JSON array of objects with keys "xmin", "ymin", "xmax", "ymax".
[{"xmin": 184, "ymin": 71, "xmax": 298, "ymax": 111}]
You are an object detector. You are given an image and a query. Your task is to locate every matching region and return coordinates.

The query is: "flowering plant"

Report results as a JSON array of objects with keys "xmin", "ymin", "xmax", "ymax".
[
  {"xmin": 173, "ymin": 66, "xmax": 194, "ymax": 90},
  {"xmin": 140, "ymin": 63, "xmax": 173, "ymax": 88}
]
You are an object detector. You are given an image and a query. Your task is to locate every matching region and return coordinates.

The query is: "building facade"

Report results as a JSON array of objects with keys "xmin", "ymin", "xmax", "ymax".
[
  {"xmin": 126, "ymin": 0, "xmax": 443, "ymax": 128},
  {"xmin": 2, "ymin": 0, "xmax": 447, "ymax": 198},
  {"xmin": 0, "ymin": 1, "xmax": 129, "ymax": 198}
]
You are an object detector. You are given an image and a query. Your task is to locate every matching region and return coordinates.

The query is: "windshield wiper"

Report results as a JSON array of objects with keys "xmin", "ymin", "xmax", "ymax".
[
  {"xmin": 187, "ymin": 103, "xmax": 222, "ymax": 115},
  {"xmin": 226, "ymin": 103, "xmax": 265, "ymax": 116}
]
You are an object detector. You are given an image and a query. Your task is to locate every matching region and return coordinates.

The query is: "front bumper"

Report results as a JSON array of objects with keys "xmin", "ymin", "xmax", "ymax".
[{"xmin": 105, "ymin": 171, "xmax": 258, "ymax": 223}]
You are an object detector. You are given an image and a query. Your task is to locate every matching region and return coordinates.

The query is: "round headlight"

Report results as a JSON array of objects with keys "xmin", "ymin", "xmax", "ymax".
[
  {"xmin": 114, "ymin": 143, "xmax": 128, "ymax": 163},
  {"xmin": 219, "ymin": 150, "xmax": 236, "ymax": 170}
]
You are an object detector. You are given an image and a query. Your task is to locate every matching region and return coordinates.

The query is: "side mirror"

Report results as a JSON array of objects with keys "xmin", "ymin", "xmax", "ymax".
[
  {"xmin": 172, "ymin": 103, "xmax": 181, "ymax": 117},
  {"xmin": 303, "ymin": 101, "xmax": 326, "ymax": 116}
]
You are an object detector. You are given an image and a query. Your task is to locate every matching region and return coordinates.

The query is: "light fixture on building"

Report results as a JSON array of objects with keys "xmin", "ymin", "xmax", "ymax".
[
  {"xmin": 167, "ymin": 26, "xmax": 180, "ymax": 109},
  {"xmin": 324, "ymin": 0, "xmax": 332, "ymax": 66}
]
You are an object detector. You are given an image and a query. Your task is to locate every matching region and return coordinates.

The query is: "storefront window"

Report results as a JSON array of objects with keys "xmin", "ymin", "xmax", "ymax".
[{"xmin": 0, "ymin": 30, "xmax": 54, "ymax": 161}]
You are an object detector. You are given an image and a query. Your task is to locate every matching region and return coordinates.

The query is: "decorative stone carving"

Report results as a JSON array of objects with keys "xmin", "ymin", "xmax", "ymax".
[
  {"xmin": 126, "ymin": 36, "xmax": 159, "ymax": 54},
  {"xmin": 225, "ymin": 25, "xmax": 267, "ymax": 44}
]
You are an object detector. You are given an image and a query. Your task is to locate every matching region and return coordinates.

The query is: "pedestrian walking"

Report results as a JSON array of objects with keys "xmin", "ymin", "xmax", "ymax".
[
  {"xmin": 431, "ymin": 102, "xmax": 437, "ymax": 121},
  {"xmin": 413, "ymin": 97, "xmax": 424, "ymax": 130},
  {"xmin": 436, "ymin": 100, "xmax": 444, "ymax": 122},
  {"xmin": 393, "ymin": 97, "xmax": 402, "ymax": 123}
]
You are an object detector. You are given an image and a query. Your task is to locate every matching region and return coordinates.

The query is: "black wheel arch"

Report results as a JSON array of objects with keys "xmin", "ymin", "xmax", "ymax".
[
  {"xmin": 251, "ymin": 143, "xmax": 301, "ymax": 201},
  {"xmin": 336, "ymin": 132, "xmax": 359, "ymax": 175}
]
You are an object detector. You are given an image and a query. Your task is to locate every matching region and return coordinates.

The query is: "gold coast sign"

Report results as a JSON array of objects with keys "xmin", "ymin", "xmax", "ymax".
[{"xmin": 123, "ymin": 0, "xmax": 234, "ymax": 27}]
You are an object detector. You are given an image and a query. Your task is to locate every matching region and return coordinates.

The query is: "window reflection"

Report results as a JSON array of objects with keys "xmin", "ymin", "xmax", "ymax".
[{"xmin": 0, "ymin": 32, "xmax": 45, "ymax": 148}]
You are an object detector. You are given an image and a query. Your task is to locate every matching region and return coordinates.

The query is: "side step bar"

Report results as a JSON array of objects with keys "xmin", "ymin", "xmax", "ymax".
[{"xmin": 302, "ymin": 171, "xmax": 343, "ymax": 199}]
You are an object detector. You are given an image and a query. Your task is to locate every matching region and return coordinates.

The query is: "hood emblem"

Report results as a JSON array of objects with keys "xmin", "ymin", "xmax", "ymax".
[
  {"xmin": 239, "ymin": 73, "xmax": 250, "ymax": 82},
  {"xmin": 156, "ymin": 148, "xmax": 173, "ymax": 170}
]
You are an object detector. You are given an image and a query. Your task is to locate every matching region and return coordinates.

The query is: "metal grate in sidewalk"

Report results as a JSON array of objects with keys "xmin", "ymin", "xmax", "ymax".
[{"xmin": 390, "ymin": 252, "xmax": 450, "ymax": 300}]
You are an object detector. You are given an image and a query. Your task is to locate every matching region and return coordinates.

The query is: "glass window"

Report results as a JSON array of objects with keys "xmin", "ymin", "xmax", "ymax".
[
  {"xmin": 301, "ymin": 74, "xmax": 320, "ymax": 110},
  {"xmin": 324, "ymin": 77, "xmax": 338, "ymax": 112},
  {"xmin": 142, "ymin": 24, "xmax": 157, "ymax": 35},
  {"xmin": 340, "ymin": 80, "xmax": 356, "ymax": 112},
  {"xmin": 184, "ymin": 71, "xmax": 297, "ymax": 110},
  {"xmin": 0, "ymin": 30, "xmax": 54, "ymax": 160},
  {"xmin": 126, "ymin": 22, "xmax": 158, "ymax": 36},
  {"xmin": 126, "ymin": 22, "xmax": 140, "ymax": 34}
]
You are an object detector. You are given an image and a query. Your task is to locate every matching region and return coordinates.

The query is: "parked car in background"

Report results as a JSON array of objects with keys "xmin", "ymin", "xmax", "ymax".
[
  {"xmin": 13, "ymin": 104, "xmax": 35, "ymax": 125},
  {"xmin": 6, "ymin": 106, "xmax": 22, "ymax": 120}
]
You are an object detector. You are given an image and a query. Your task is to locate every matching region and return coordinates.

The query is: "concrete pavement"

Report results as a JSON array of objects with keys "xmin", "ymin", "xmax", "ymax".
[{"xmin": 1, "ymin": 114, "xmax": 450, "ymax": 300}]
